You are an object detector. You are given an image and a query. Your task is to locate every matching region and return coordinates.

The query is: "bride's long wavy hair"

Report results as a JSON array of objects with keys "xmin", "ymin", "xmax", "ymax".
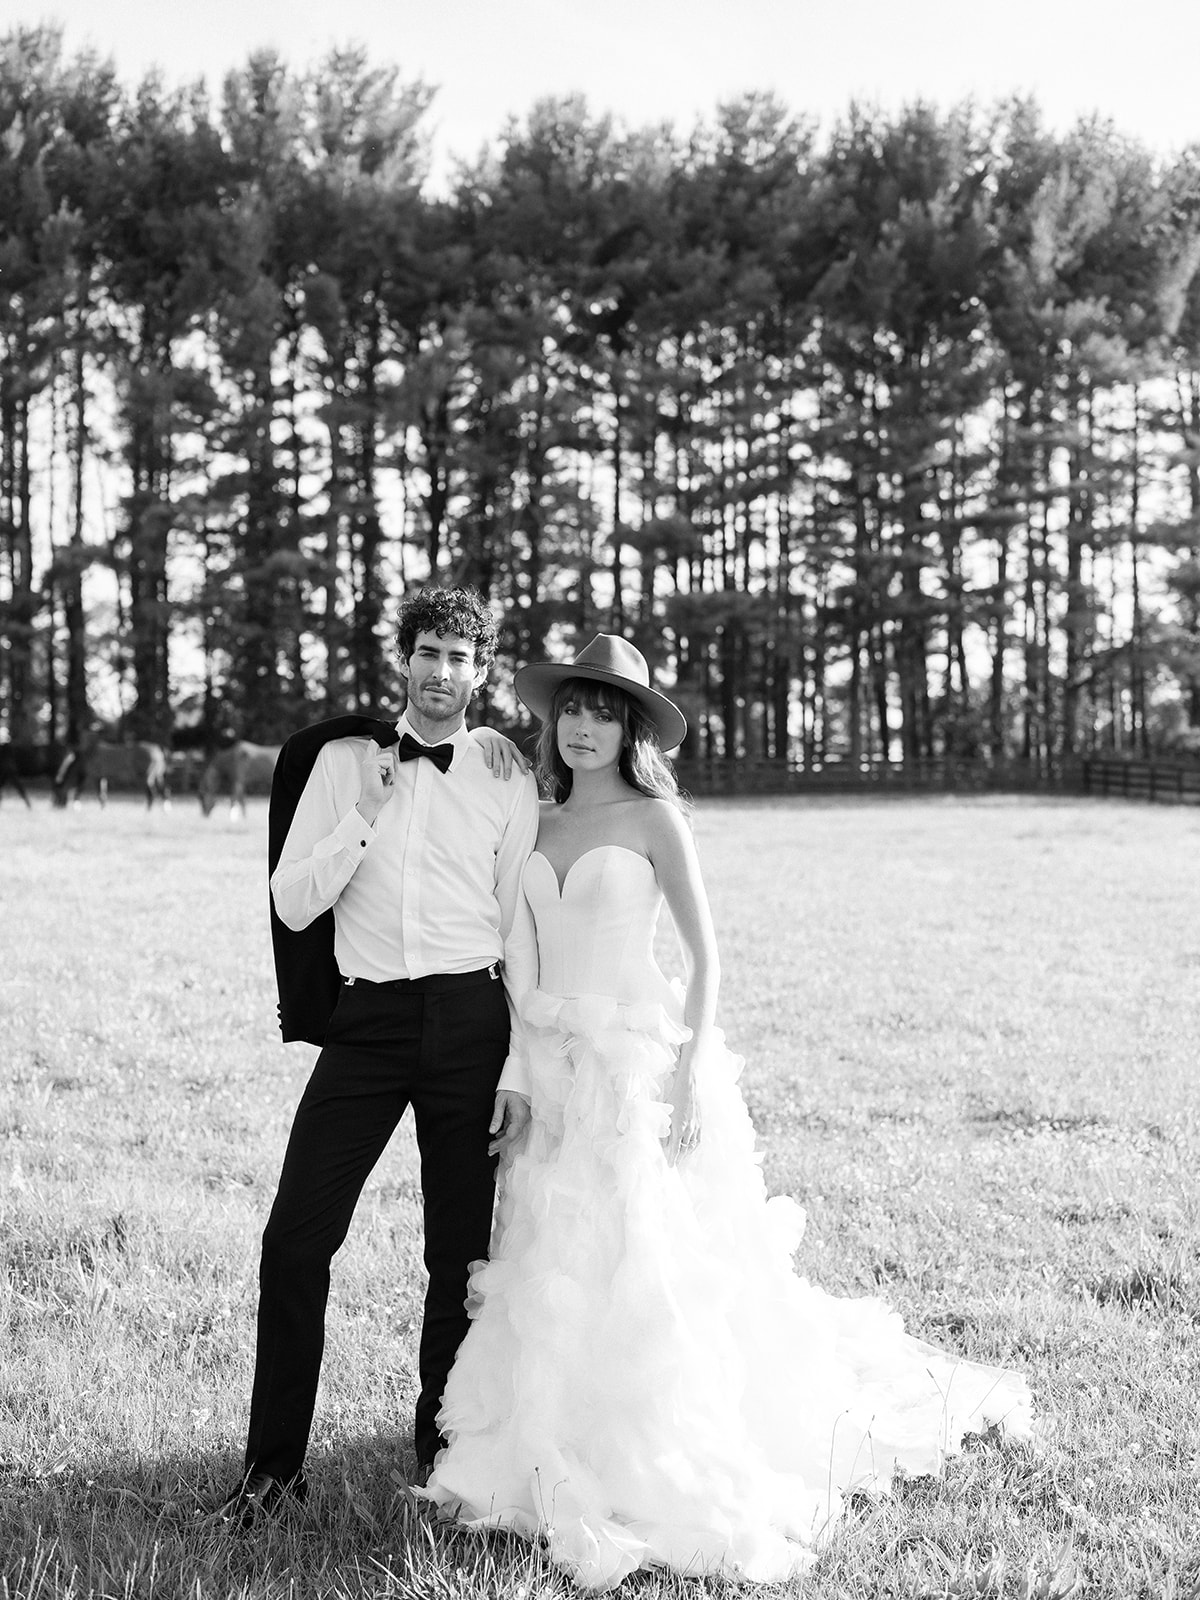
[{"xmin": 534, "ymin": 677, "xmax": 689, "ymax": 813}]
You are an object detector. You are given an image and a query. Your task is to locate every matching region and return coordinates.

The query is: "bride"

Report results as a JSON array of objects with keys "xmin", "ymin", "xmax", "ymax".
[{"xmin": 421, "ymin": 634, "xmax": 1032, "ymax": 1589}]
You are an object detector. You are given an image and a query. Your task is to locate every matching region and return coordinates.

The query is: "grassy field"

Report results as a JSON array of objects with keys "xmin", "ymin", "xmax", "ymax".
[{"xmin": 1, "ymin": 793, "xmax": 1199, "ymax": 1599}]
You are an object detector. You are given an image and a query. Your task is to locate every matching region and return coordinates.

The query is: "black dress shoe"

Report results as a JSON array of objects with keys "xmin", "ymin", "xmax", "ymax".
[{"xmin": 217, "ymin": 1470, "xmax": 308, "ymax": 1530}]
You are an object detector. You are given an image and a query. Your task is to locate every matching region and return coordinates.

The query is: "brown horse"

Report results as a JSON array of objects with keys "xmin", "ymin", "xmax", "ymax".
[
  {"xmin": 199, "ymin": 740, "xmax": 281, "ymax": 819},
  {"xmin": 54, "ymin": 739, "xmax": 170, "ymax": 808}
]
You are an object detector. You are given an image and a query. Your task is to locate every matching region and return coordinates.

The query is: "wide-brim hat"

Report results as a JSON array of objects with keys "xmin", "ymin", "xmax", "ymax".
[{"xmin": 515, "ymin": 634, "xmax": 687, "ymax": 751}]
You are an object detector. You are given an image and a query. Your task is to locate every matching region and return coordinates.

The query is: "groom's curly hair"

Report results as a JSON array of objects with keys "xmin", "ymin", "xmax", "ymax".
[{"xmin": 393, "ymin": 587, "xmax": 500, "ymax": 672}]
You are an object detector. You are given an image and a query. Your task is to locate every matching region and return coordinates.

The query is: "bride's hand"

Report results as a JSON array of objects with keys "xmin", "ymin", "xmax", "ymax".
[
  {"xmin": 476, "ymin": 729, "xmax": 531, "ymax": 779},
  {"xmin": 489, "ymin": 1089, "xmax": 530, "ymax": 1159},
  {"xmin": 666, "ymin": 1069, "xmax": 700, "ymax": 1165}
]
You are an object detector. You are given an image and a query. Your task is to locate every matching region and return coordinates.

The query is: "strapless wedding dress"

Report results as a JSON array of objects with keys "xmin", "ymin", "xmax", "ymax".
[{"xmin": 423, "ymin": 846, "xmax": 1031, "ymax": 1588}]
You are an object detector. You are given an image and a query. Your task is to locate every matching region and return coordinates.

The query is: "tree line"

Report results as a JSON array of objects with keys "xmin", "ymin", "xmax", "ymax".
[{"xmin": 3, "ymin": 24, "xmax": 1200, "ymax": 766}]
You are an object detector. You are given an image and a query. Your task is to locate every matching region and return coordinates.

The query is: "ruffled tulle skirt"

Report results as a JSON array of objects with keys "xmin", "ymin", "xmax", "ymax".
[{"xmin": 423, "ymin": 987, "xmax": 1032, "ymax": 1590}]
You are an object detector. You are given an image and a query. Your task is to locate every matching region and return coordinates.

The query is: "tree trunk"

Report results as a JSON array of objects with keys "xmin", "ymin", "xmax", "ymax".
[
  {"xmin": 64, "ymin": 328, "xmax": 90, "ymax": 744},
  {"xmin": 610, "ymin": 378, "xmax": 625, "ymax": 629},
  {"xmin": 1, "ymin": 333, "xmax": 37, "ymax": 743},
  {"xmin": 1129, "ymin": 386, "xmax": 1146, "ymax": 752}
]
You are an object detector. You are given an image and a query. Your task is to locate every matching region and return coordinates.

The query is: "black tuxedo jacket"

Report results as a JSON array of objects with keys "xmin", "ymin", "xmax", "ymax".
[{"xmin": 268, "ymin": 714, "xmax": 400, "ymax": 1045}]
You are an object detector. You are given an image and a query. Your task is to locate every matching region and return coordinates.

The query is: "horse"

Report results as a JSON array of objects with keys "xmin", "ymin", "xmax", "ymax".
[
  {"xmin": 0, "ymin": 744, "xmax": 32, "ymax": 807},
  {"xmin": 199, "ymin": 740, "xmax": 281, "ymax": 819},
  {"xmin": 54, "ymin": 739, "xmax": 170, "ymax": 809}
]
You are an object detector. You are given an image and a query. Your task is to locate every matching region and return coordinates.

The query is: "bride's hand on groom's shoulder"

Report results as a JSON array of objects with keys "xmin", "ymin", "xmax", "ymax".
[
  {"xmin": 489, "ymin": 1089, "xmax": 531, "ymax": 1159},
  {"xmin": 475, "ymin": 728, "xmax": 531, "ymax": 780}
]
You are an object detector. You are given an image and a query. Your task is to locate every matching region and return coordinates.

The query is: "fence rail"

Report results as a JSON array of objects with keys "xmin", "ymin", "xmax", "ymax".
[
  {"xmin": 675, "ymin": 753, "xmax": 1200, "ymax": 805},
  {"xmin": 1076, "ymin": 755, "xmax": 1200, "ymax": 804}
]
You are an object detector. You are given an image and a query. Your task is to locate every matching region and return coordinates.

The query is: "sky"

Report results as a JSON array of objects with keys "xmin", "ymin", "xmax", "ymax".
[{"xmin": 6, "ymin": 0, "xmax": 1200, "ymax": 184}]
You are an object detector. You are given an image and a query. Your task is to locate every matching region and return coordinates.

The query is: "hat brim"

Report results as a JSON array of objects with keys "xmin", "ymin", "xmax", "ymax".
[{"xmin": 515, "ymin": 663, "xmax": 687, "ymax": 751}]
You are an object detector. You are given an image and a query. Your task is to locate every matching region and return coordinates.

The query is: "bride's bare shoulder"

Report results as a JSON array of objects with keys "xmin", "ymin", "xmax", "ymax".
[{"xmin": 631, "ymin": 794, "xmax": 690, "ymax": 851}]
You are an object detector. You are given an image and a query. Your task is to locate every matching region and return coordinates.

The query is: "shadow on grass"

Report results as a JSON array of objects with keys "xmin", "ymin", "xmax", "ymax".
[
  {"xmin": 0, "ymin": 1431, "xmax": 578, "ymax": 1599},
  {"xmin": 1087, "ymin": 1264, "xmax": 1199, "ymax": 1320},
  {"xmin": 1, "ymin": 1429, "xmax": 1051, "ymax": 1600}
]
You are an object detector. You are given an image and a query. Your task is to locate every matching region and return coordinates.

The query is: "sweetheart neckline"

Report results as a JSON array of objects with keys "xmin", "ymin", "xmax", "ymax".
[{"xmin": 529, "ymin": 844, "xmax": 653, "ymax": 899}]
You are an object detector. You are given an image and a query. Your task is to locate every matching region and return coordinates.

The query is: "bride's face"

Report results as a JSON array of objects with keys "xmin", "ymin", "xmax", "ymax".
[{"xmin": 557, "ymin": 698, "xmax": 624, "ymax": 774}]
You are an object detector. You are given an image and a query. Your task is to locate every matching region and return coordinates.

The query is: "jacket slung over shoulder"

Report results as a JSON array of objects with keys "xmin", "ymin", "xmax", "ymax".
[{"xmin": 269, "ymin": 714, "xmax": 400, "ymax": 1045}]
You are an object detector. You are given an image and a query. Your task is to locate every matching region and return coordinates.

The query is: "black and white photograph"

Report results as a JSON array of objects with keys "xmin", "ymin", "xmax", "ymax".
[{"xmin": 3, "ymin": 2, "xmax": 1200, "ymax": 1595}]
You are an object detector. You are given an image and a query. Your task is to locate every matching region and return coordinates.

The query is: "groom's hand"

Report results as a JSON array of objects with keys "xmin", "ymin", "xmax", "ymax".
[
  {"xmin": 357, "ymin": 738, "xmax": 398, "ymax": 823},
  {"xmin": 488, "ymin": 1090, "xmax": 530, "ymax": 1159}
]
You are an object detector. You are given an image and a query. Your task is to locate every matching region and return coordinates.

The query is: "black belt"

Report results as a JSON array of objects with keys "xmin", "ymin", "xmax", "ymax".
[{"xmin": 342, "ymin": 963, "xmax": 500, "ymax": 996}]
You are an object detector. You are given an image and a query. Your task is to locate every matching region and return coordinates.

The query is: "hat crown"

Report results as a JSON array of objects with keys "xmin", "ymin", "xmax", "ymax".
[
  {"xmin": 512, "ymin": 630, "xmax": 687, "ymax": 749},
  {"xmin": 573, "ymin": 634, "xmax": 650, "ymax": 688}
]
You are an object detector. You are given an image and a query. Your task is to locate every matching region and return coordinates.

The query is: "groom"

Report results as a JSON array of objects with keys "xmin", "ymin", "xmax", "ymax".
[{"xmin": 220, "ymin": 587, "xmax": 538, "ymax": 1525}]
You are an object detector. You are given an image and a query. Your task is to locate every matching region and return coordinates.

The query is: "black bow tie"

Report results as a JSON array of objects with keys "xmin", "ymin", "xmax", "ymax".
[{"xmin": 397, "ymin": 731, "xmax": 454, "ymax": 773}]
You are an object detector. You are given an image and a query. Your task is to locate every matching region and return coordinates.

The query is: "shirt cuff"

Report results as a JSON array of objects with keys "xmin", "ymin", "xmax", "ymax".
[
  {"xmin": 497, "ymin": 1050, "xmax": 530, "ymax": 1098},
  {"xmin": 320, "ymin": 806, "xmax": 377, "ymax": 857}
]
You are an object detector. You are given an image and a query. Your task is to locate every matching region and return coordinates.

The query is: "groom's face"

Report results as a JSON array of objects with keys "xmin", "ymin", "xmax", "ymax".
[{"xmin": 399, "ymin": 629, "xmax": 485, "ymax": 726}]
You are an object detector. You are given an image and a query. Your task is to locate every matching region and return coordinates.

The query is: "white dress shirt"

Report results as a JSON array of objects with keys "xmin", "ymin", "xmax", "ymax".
[{"xmin": 270, "ymin": 713, "xmax": 539, "ymax": 1092}]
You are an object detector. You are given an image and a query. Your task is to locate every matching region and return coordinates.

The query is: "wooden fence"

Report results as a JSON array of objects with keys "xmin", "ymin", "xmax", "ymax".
[
  {"xmin": 675, "ymin": 753, "xmax": 1200, "ymax": 805},
  {"xmin": 1075, "ymin": 755, "xmax": 1200, "ymax": 804},
  {"xmin": 8, "ymin": 742, "xmax": 1200, "ymax": 806}
]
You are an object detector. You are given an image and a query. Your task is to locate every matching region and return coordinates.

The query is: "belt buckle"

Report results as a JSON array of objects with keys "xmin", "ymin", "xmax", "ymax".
[{"xmin": 488, "ymin": 962, "xmax": 500, "ymax": 981}]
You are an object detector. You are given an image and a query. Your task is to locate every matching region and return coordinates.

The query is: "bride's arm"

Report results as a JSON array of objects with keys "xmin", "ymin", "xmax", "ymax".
[
  {"xmin": 644, "ymin": 801, "xmax": 721, "ymax": 1162},
  {"xmin": 472, "ymin": 726, "xmax": 531, "ymax": 778}
]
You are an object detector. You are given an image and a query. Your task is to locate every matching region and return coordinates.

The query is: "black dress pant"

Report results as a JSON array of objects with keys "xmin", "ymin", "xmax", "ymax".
[{"xmin": 244, "ymin": 967, "xmax": 511, "ymax": 1479}]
